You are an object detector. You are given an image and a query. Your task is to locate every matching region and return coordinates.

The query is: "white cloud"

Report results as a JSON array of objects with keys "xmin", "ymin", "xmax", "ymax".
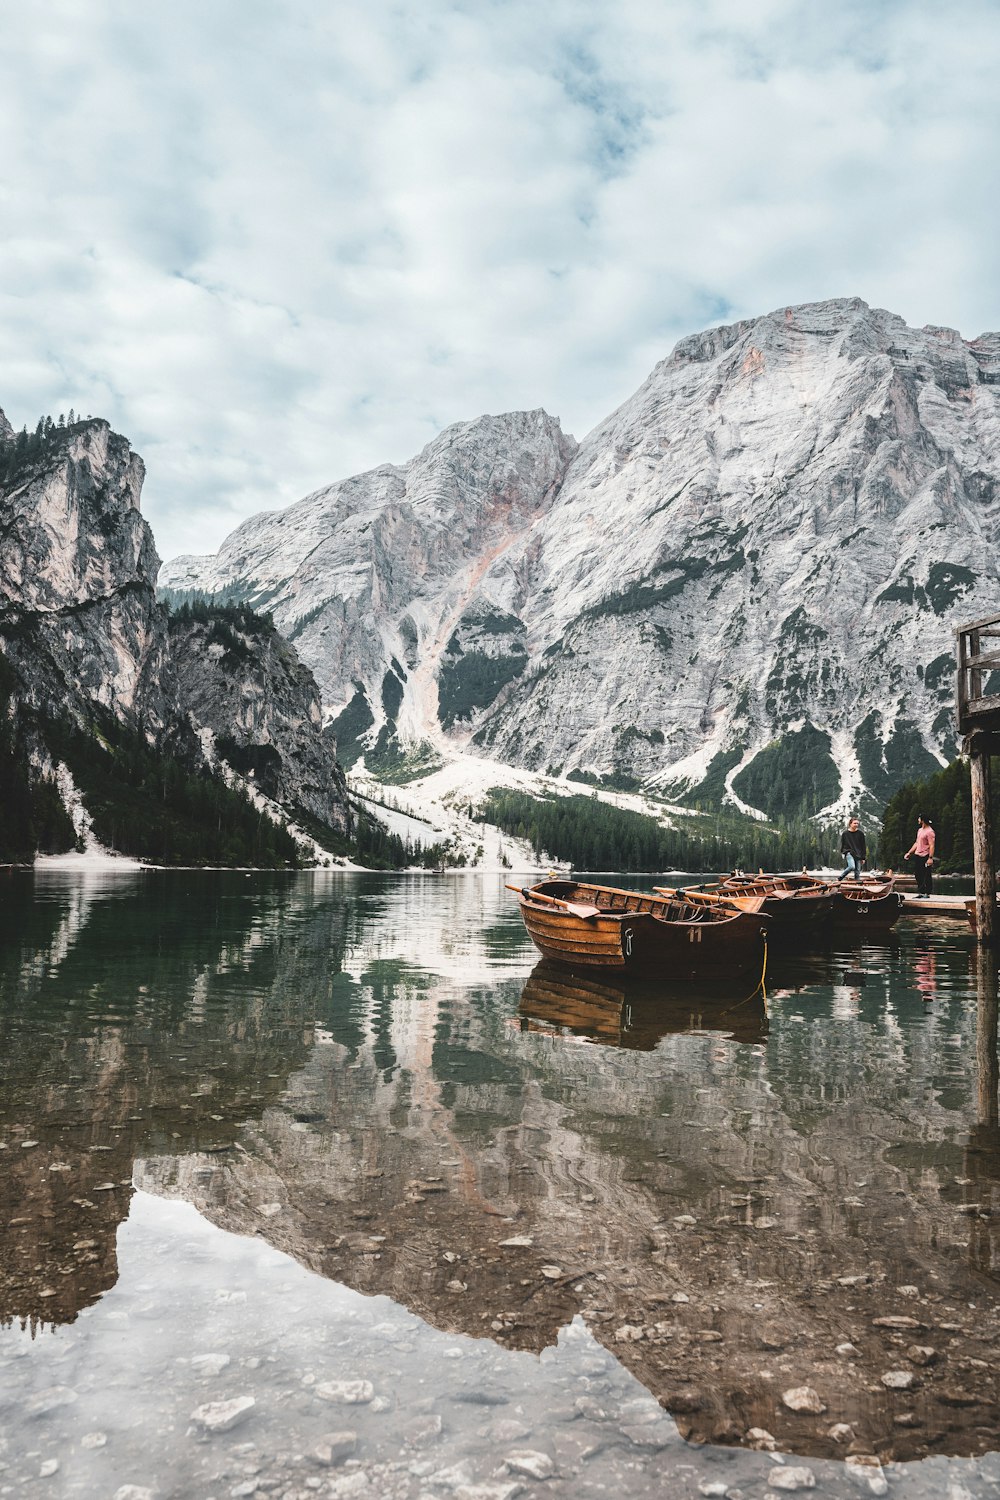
[{"xmin": 0, "ymin": 0, "xmax": 997, "ymax": 560}]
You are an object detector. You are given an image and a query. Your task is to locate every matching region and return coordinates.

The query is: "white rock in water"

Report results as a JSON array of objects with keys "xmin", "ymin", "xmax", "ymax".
[
  {"xmin": 315, "ymin": 1379, "xmax": 375, "ymax": 1405},
  {"xmin": 113, "ymin": 1488, "xmax": 157, "ymax": 1500},
  {"xmin": 190, "ymin": 1395, "xmax": 255, "ymax": 1433},
  {"xmin": 906, "ymin": 1345, "xmax": 937, "ymax": 1366},
  {"xmin": 747, "ymin": 1427, "xmax": 777, "ymax": 1450},
  {"xmin": 846, "ymin": 1456, "xmax": 888, "ymax": 1495},
  {"xmin": 81, "ymin": 1432, "xmax": 108, "ymax": 1449},
  {"xmin": 39, "ymin": 1460, "xmax": 59, "ymax": 1478},
  {"xmin": 881, "ymin": 1369, "xmax": 916, "ymax": 1389},
  {"xmin": 781, "ymin": 1386, "xmax": 826, "ymax": 1414},
  {"xmin": 404, "ymin": 1413, "xmax": 443, "ymax": 1447},
  {"xmin": 505, "ymin": 1450, "xmax": 554, "ymax": 1479},
  {"xmin": 768, "ymin": 1467, "xmax": 816, "ymax": 1491},
  {"xmin": 190, "ymin": 1353, "xmax": 231, "ymax": 1377},
  {"xmin": 314, "ymin": 1431, "xmax": 358, "ymax": 1466}
]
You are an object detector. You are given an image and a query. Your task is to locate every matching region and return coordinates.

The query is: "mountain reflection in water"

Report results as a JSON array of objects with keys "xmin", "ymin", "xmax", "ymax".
[{"xmin": 0, "ymin": 869, "xmax": 998, "ymax": 1477}]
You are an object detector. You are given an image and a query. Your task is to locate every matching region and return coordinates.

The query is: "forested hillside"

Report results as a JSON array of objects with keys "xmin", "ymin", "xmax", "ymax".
[
  {"xmin": 881, "ymin": 757, "xmax": 1000, "ymax": 873},
  {"xmin": 479, "ymin": 789, "xmax": 838, "ymax": 873}
]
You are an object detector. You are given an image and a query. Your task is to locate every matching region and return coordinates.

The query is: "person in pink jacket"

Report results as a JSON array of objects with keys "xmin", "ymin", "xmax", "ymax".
[{"xmin": 905, "ymin": 816, "xmax": 936, "ymax": 897}]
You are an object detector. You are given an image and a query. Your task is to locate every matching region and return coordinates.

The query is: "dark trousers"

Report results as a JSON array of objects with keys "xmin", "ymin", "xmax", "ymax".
[{"xmin": 911, "ymin": 854, "xmax": 933, "ymax": 896}]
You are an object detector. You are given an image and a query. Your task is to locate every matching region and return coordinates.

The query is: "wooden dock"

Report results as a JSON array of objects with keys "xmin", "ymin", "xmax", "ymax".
[{"xmin": 900, "ymin": 894, "xmax": 974, "ymax": 920}]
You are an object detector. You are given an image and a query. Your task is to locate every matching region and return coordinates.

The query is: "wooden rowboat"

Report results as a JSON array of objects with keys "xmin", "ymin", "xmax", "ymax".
[
  {"xmin": 508, "ymin": 880, "xmax": 768, "ymax": 977},
  {"xmin": 829, "ymin": 877, "xmax": 904, "ymax": 928},
  {"xmin": 707, "ymin": 875, "xmax": 836, "ymax": 932}
]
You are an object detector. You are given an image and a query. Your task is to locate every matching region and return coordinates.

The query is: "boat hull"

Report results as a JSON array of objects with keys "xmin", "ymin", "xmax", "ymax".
[{"xmin": 831, "ymin": 885, "xmax": 904, "ymax": 928}]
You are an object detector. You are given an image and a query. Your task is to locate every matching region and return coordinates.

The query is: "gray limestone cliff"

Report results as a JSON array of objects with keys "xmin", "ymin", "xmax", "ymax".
[
  {"xmin": 0, "ymin": 416, "xmax": 351, "ymax": 853},
  {"xmin": 167, "ymin": 606, "xmax": 348, "ymax": 829},
  {"xmin": 161, "ymin": 300, "xmax": 1000, "ymax": 817}
]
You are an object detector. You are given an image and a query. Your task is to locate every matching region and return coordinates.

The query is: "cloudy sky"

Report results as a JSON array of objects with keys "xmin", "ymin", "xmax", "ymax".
[{"xmin": 2, "ymin": 0, "xmax": 998, "ymax": 561}]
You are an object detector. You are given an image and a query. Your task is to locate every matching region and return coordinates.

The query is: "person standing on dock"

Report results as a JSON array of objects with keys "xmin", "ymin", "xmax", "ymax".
[
  {"xmin": 905, "ymin": 815, "xmax": 936, "ymax": 897},
  {"xmin": 838, "ymin": 817, "xmax": 867, "ymax": 880}
]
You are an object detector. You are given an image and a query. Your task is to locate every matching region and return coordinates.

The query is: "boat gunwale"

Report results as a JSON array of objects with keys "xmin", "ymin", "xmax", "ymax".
[{"xmin": 531, "ymin": 879, "xmax": 764, "ymax": 930}]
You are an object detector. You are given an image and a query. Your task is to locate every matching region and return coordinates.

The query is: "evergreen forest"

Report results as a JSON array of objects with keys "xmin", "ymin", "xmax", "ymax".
[
  {"xmin": 880, "ymin": 756, "xmax": 1000, "ymax": 873},
  {"xmin": 0, "ymin": 660, "xmax": 76, "ymax": 862},
  {"xmin": 41, "ymin": 714, "xmax": 301, "ymax": 867},
  {"xmin": 0, "ymin": 412, "xmax": 94, "ymax": 487},
  {"xmin": 478, "ymin": 788, "xmax": 838, "ymax": 873}
]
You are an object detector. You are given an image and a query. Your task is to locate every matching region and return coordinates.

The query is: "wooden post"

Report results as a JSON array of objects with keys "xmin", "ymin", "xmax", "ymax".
[
  {"xmin": 970, "ymin": 733, "xmax": 996, "ymax": 946},
  {"xmin": 956, "ymin": 613, "xmax": 1000, "ymax": 946}
]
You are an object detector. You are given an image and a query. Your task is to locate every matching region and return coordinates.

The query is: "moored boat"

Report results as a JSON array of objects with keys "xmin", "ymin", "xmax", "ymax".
[
  {"xmin": 830, "ymin": 877, "xmax": 904, "ymax": 927},
  {"xmin": 702, "ymin": 874, "xmax": 836, "ymax": 933},
  {"xmin": 508, "ymin": 879, "xmax": 768, "ymax": 978}
]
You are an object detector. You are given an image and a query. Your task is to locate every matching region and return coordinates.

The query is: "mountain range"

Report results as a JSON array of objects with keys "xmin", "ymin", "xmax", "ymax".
[{"xmin": 161, "ymin": 297, "xmax": 1000, "ymax": 820}]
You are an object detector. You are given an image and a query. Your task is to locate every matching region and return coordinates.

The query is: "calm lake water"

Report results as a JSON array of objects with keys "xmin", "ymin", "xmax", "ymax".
[{"xmin": 1, "ymin": 869, "xmax": 998, "ymax": 1499}]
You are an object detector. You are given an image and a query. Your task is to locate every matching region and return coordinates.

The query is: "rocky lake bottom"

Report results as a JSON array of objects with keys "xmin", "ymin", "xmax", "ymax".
[{"xmin": 0, "ymin": 868, "xmax": 997, "ymax": 1499}]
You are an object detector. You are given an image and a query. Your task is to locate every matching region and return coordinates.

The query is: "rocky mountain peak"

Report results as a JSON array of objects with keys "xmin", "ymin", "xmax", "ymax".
[
  {"xmin": 160, "ymin": 299, "xmax": 1000, "ymax": 818},
  {"xmin": 0, "ymin": 406, "xmax": 352, "ymax": 860},
  {"xmin": 0, "ymin": 408, "xmax": 13, "ymax": 444}
]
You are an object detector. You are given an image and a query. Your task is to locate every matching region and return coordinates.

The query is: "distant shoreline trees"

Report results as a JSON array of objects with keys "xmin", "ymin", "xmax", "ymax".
[
  {"xmin": 477, "ymin": 788, "xmax": 832, "ymax": 873},
  {"xmin": 881, "ymin": 756, "xmax": 999, "ymax": 873}
]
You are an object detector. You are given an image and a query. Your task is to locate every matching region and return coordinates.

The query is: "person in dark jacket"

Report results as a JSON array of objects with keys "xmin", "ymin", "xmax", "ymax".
[{"xmin": 839, "ymin": 817, "xmax": 867, "ymax": 881}]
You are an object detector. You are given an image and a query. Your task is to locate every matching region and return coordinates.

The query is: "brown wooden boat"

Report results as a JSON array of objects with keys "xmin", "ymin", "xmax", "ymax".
[
  {"xmin": 654, "ymin": 884, "xmax": 767, "ymax": 914},
  {"xmin": 508, "ymin": 880, "xmax": 768, "ymax": 978},
  {"xmin": 828, "ymin": 876, "xmax": 904, "ymax": 927},
  {"xmin": 705, "ymin": 874, "xmax": 836, "ymax": 932},
  {"xmin": 517, "ymin": 960, "xmax": 768, "ymax": 1047}
]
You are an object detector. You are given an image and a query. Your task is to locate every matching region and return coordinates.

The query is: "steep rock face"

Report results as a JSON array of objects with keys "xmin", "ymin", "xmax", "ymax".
[
  {"xmin": 160, "ymin": 301, "xmax": 1000, "ymax": 814},
  {"xmin": 162, "ymin": 410, "xmax": 576, "ymax": 759},
  {"xmin": 0, "ymin": 418, "xmax": 351, "ymax": 846},
  {"xmin": 483, "ymin": 300, "xmax": 1000, "ymax": 809},
  {"xmin": 0, "ymin": 420, "xmax": 172, "ymax": 733},
  {"xmin": 167, "ymin": 609, "xmax": 349, "ymax": 830}
]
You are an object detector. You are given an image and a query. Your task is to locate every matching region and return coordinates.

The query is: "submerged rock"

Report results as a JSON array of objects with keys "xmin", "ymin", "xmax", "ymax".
[
  {"xmin": 190, "ymin": 1395, "xmax": 255, "ymax": 1433},
  {"xmin": 781, "ymin": 1387, "xmax": 825, "ymax": 1415}
]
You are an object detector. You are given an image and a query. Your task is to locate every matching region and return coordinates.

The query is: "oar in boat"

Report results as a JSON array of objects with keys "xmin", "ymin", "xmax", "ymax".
[
  {"xmin": 505, "ymin": 884, "xmax": 601, "ymax": 920},
  {"xmin": 653, "ymin": 885, "xmax": 768, "ymax": 914}
]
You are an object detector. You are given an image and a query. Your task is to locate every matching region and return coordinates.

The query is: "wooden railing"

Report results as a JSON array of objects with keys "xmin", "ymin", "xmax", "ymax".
[
  {"xmin": 956, "ymin": 612, "xmax": 1000, "ymax": 944},
  {"xmin": 956, "ymin": 612, "xmax": 1000, "ymax": 737}
]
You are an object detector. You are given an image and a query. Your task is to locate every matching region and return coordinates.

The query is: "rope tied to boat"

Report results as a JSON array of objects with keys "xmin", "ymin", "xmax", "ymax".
[{"xmin": 722, "ymin": 928, "xmax": 769, "ymax": 1015}]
